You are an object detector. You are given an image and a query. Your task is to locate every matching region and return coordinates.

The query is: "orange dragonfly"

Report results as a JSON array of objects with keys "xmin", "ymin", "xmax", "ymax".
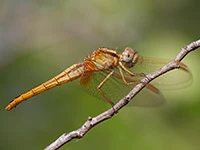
[{"xmin": 5, "ymin": 47, "xmax": 192, "ymax": 110}]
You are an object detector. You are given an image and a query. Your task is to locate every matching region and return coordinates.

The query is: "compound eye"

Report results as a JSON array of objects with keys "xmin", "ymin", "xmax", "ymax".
[{"xmin": 122, "ymin": 47, "xmax": 134, "ymax": 63}]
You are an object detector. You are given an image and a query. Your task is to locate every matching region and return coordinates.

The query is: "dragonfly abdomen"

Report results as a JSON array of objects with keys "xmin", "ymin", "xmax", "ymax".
[{"xmin": 5, "ymin": 63, "xmax": 85, "ymax": 111}]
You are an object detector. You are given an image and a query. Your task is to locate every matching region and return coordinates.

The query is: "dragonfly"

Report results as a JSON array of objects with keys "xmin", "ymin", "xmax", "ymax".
[{"xmin": 5, "ymin": 47, "xmax": 192, "ymax": 111}]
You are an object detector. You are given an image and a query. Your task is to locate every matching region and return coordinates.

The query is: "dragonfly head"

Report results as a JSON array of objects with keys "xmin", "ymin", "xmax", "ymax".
[{"xmin": 121, "ymin": 47, "xmax": 138, "ymax": 68}]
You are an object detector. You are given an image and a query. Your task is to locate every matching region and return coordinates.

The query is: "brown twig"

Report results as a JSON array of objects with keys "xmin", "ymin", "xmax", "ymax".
[{"xmin": 44, "ymin": 39, "xmax": 200, "ymax": 150}]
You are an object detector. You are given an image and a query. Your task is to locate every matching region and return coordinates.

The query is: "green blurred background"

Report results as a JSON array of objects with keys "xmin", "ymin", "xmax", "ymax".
[{"xmin": 0, "ymin": 0, "xmax": 200, "ymax": 150}]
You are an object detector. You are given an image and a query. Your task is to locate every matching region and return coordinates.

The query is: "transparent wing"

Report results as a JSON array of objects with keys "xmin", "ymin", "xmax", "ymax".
[
  {"xmin": 130, "ymin": 57, "xmax": 193, "ymax": 90},
  {"xmin": 80, "ymin": 68, "xmax": 165, "ymax": 107}
]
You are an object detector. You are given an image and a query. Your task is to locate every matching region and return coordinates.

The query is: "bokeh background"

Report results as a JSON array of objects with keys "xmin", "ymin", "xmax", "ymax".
[{"xmin": 0, "ymin": 0, "xmax": 200, "ymax": 150}]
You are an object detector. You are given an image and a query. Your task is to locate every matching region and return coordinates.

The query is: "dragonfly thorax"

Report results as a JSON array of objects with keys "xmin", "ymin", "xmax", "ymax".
[{"xmin": 84, "ymin": 48, "xmax": 120, "ymax": 71}]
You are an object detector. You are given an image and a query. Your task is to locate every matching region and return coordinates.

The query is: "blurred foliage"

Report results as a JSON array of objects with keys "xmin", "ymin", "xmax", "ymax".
[{"xmin": 0, "ymin": 0, "xmax": 200, "ymax": 150}]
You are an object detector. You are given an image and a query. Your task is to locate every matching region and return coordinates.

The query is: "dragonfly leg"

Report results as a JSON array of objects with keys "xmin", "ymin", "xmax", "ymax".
[
  {"xmin": 97, "ymin": 71, "xmax": 115, "ymax": 107},
  {"xmin": 175, "ymin": 61, "xmax": 189, "ymax": 72},
  {"xmin": 119, "ymin": 62, "xmax": 145, "ymax": 77},
  {"xmin": 117, "ymin": 65, "xmax": 138, "ymax": 85},
  {"xmin": 117, "ymin": 66, "xmax": 160, "ymax": 94}
]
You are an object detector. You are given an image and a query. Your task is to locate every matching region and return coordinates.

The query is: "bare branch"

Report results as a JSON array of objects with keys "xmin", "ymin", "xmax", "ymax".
[{"xmin": 44, "ymin": 39, "xmax": 200, "ymax": 150}]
